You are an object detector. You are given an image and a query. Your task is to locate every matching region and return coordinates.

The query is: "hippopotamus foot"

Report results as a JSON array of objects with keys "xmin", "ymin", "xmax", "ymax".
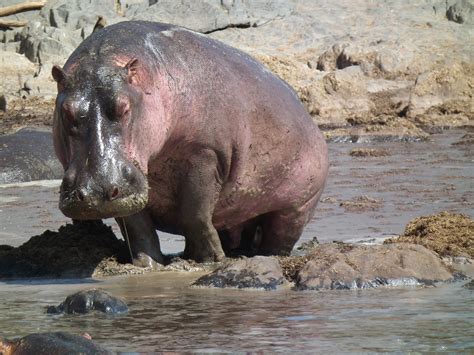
[
  {"xmin": 116, "ymin": 210, "xmax": 164, "ymax": 268},
  {"xmin": 183, "ymin": 231, "xmax": 225, "ymax": 262}
]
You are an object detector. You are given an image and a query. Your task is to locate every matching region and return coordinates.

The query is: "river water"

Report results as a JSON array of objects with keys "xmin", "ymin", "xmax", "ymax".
[{"xmin": 0, "ymin": 130, "xmax": 473, "ymax": 352}]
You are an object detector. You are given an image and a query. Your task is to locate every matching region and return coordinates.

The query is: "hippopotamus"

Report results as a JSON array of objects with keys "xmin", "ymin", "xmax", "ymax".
[
  {"xmin": 52, "ymin": 21, "xmax": 328, "ymax": 267},
  {"xmin": 47, "ymin": 289, "xmax": 128, "ymax": 314},
  {"xmin": 0, "ymin": 332, "xmax": 110, "ymax": 354}
]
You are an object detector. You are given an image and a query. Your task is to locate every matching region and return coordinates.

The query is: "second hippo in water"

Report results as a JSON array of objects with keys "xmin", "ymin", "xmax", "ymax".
[{"xmin": 52, "ymin": 21, "xmax": 328, "ymax": 267}]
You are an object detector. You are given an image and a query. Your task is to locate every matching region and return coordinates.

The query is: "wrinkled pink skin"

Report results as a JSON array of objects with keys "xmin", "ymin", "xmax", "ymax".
[{"xmin": 53, "ymin": 21, "xmax": 328, "ymax": 267}]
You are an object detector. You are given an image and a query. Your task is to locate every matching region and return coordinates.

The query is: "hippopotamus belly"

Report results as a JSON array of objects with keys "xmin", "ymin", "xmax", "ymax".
[{"xmin": 51, "ymin": 21, "xmax": 328, "ymax": 266}]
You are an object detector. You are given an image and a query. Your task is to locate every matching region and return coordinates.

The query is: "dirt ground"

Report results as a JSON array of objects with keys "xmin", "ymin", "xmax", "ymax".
[{"xmin": 0, "ymin": 97, "xmax": 54, "ymax": 135}]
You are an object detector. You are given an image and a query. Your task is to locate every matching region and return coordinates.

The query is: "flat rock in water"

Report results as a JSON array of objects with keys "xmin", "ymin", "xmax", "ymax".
[
  {"xmin": 194, "ymin": 256, "xmax": 290, "ymax": 290},
  {"xmin": 296, "ymin": 243, "xmax": 455, "ymax": 290},
  {"xmin": 47, "ymin": 289, "xmax": 128, "ymax": 314}
]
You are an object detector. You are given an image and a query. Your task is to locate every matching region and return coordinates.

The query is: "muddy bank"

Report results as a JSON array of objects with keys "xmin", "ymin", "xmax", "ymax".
[
  {"xmin": 1, "ymin": 211, "xmax": 471, "ymax": 283},
  {"xmin": 0, "ymin": 220, "xmax": 131, "ymax": 279}
]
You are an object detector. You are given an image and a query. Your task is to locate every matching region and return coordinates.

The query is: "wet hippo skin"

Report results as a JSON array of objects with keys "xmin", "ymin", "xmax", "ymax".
[{"xmin": 52, "ymin": 21, "xmax": 329, "ymax": 267}]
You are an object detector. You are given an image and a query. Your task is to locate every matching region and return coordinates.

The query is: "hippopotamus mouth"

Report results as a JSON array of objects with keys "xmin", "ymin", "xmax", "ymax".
[
  {"xmin": 59, "ymin": 188, "xmax": 149, "ymax": 220},
  {"xmin": 58, "ymin": 167, "xmax": 149, "ymax": 220}
]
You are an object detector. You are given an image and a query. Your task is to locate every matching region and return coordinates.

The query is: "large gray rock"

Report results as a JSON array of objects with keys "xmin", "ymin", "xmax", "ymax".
[
  {"xmin": 128, "ymin": 0, "xmax": 294, "ymax": 33},
  {"xmin": 296, "ymin": 243, "xmax": 455, "ymax": 290},
  {"xmin": 193, "ymin": 256, "xmax": 290, "ymax": 290}
]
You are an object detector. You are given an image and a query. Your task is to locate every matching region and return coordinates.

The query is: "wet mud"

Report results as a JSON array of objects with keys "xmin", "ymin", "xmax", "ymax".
[{"xmin": 0, "ymin": 221, "xmax": 130, "ymax": 279}]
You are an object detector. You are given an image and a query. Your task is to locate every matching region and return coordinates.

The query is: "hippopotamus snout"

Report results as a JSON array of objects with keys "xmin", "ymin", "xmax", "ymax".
[{"xmin": 59, "ymin": 156, "xmax": 148, "ymax": 220}]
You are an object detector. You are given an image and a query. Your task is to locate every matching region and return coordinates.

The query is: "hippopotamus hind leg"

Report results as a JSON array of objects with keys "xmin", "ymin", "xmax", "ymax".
[{"xmin": 258, "ymin": 190, "xmax": 323, "ymax": 255}]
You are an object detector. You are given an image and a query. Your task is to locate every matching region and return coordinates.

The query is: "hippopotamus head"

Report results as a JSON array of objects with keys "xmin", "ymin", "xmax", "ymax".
[{"xmin": 51, "ymin": 58, "xmax": 149, "ymax": 220}]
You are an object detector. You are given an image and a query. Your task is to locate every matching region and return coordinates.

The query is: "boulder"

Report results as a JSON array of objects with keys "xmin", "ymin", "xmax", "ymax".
[
  {"xmin": 296, "ymin": 243, "xmax": 455, "ymax": 290},
  {"xmin": 0, "ymin": 50, "xmax": 37, "ymax": 95},
  {"xmin": 193, "ymin": 256, "xmax": 290, "ymax": 290},
  {"xmin": 407, "ymin": 63, "xmax": 474, "ymax": 118}
]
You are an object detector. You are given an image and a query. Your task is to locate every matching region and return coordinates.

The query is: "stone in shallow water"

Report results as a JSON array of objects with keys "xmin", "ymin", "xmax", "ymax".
[
  {"xmin": 296, "ymin": 243, "xmax": 454, "ymax": 290},
  {"xmin": 47, "ymin": 289, "xmax": 128, "ymax": 314},
  {"xmin": 193, "ymin": 256, "xmax": 290, "ymax": 290}
]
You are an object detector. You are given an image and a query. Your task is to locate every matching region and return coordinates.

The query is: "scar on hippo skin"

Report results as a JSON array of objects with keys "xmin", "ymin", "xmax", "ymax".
[
  {"xmin": 46, "ymin": 289, "xmax": 128, "ymax": 314},
  {"xmin": 52, "ymin": 21, "xmax": 329, "ymax": 266}
]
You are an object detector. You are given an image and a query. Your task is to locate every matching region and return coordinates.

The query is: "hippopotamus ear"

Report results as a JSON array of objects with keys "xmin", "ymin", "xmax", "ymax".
[
  {"xmin": 52, "ymin": 65, "xmax": 67, "ymax": 91},
  {"xmin": 125, "ymin": 58, "xmax": 139, "ymax": 84}
]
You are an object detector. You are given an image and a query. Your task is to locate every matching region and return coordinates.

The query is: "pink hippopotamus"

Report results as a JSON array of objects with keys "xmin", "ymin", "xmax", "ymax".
[{"xmin": 52, "ymin": 21, "xmax": 328, "ymax": 267}]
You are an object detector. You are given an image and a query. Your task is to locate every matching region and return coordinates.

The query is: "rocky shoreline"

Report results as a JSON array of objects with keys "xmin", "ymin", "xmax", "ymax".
[
  {"xmin": 0, "ymin": 212, "xmax": 471, "ymax": 291},
  {"xmin": 1, "ymin": 0, "xmax": 472, "ymax": 139}
]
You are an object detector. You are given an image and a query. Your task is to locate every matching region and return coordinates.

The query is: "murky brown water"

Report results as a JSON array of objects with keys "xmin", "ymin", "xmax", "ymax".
[
  {"xmin": 0, "ymin": 130, "xmax": 473, "ymax": 351},
  {"xmin": 1, "ymin": 273, "xmax": 473, "ymax": 352}
]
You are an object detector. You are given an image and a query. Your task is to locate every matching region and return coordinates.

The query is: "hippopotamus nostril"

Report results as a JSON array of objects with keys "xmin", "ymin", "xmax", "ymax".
[{"xmin": 107, "ymin": 186, "xmax": 121, "ymax": 201}]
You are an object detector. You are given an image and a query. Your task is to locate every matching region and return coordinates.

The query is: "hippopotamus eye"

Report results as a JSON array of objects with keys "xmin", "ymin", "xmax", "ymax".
[
  {"xmin": 62, "ymin": 103, "xmax": 76, "ymax": 122},
  {"xmin": 62, "ymin": 103, "xmax": 79, "ymax": 134},
  {"xmin": 116, "ymin": 98, "xmax": 130, "ymax": 119}
]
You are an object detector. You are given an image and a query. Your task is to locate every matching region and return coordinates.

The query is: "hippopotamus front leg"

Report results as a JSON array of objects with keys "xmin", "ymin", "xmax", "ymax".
[
  {"xmin": 179, "ymin": 149, "xmax": 226, "ymax": 263},
  {"xmin": 116, "ymin": 210, "xmax": 164, "ymax": 268}
]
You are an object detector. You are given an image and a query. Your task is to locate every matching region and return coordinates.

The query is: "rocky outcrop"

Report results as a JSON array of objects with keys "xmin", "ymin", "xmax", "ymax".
[
  {"xmin": 296, "ymin": 243, "xmax": 455, "ymax": 290},
  {"xmin": 47, "ymin": 289, "xmax": 128, "ymax": 314},
  {"xmin": 0, "ymin": 1, "xmax": 472, "ymax": 134},
  {"xmin": 128, "ymin": 0, "xmax": 294, "ymax": 34},
  {"xmin": 193, "ymin": 256, "xmax": 290, "ymax": 290}
]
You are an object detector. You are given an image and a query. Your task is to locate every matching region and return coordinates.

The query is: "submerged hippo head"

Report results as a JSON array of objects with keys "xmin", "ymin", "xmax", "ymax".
[{"xmin": 52, "ymin": 58, "xmax": 149, "ymax": 220}]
